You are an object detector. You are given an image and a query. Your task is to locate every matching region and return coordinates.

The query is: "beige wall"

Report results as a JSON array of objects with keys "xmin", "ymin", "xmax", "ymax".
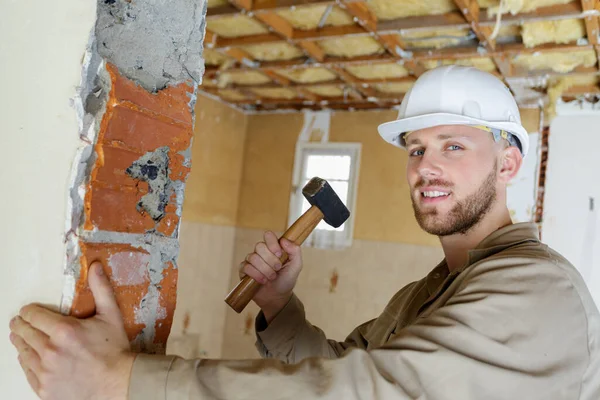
[
  {"xmin": 238, "ymin": 109, "xmax": 438, "ymax": 247},
  {"xmin": 0, "ymin": 2, "xmax": 97, "ymax": 398},
  {"xmin": 168, "ymin": 95, "xmax": 248, "ymax": 357},
  {"xmin": 182, "ymin": 96, "xmax": 249, "ymax": 225}
]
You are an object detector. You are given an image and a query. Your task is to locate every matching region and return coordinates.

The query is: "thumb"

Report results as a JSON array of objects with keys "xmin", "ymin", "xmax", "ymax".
[
  {"xmin": 88, "ymin": 262, "xmax": 122, "ymax": 324},
  {"xmin": 280, "ymin": 239, "xmax": 302, "ymax": 265}
]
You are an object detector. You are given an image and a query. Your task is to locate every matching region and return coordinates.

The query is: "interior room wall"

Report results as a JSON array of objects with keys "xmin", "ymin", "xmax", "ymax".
[
  {"xmin": 167, "ymin": 95, "xmax": 249, "ymax": 358},
  {"xmin": 0, "ymin": 2, "xmax": 97, "ymax": 398},
  {"xmin": 542, "ymin": 101, "xmax": 600, "ymax": 307}
]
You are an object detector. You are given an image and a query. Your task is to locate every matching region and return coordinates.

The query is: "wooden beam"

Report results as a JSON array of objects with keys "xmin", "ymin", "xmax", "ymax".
[
  {"xmin": 204, "ymin": 30, "xmax": 217, "ymax": 48},
  {"xmin": 217, "ymin": 33, "xmax": 283, "ymax": 47},
  {"xmin": 379, "ymin": 34, "xmax": 426, "ymax": 76},
  {"xmin": 582, "ymin": 0, "xmax": 599, "ymax": 44},
  {"xmin": 223, "ymin": 48, "xmax": 258, "ymax": 66},
  {"xmin": 252, "ymin": 0, "xmax": 335, "ymax": 10},
  {"xmin": 330, "ymin": 65, "xmax": 378, "ymax": 98},
  {"xmin": 378, "ymin": 11, "xmax": 468, "ymax": 32},
  {"xmin": 206, "ymin": 4, "xmax": 240, "ymax": 16},
  {"xmin": 563, "ymin": 84, "xmax": 600, "ymax": 95},
  {"xmin": 341, "ymin": 2, "xmax": 378, "ymax": 31},
  {"xmin": 297, "ymin": 40, "xmax": 326, "ymax": 62},
  {"xmin": 254, "ymin": 11, "xmax": 295, "ymax": 38},
  {"xmin": 291, "ymin": 24, "xmax": 366, "ymax": 40},
  {"xmin": 581, "ymin": 0, "xmax": 600, "ymax": 68}
]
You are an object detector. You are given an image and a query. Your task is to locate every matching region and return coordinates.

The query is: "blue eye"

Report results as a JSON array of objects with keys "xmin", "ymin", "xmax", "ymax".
[
  {"xmin": 447, "ymin": 145, "xmax": 462, "ymax": 151},
  {"xmin": 410, "ymin": 149, "xmax": 424, "ymax": 157}
]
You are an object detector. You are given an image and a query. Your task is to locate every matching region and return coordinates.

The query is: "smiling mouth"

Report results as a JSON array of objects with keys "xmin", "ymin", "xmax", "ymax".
[{"xmin": 421, "ymin": 191, "xmax": 451, "ymax": 198}]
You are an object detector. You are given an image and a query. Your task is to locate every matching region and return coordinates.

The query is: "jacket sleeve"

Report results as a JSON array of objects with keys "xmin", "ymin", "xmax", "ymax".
[
  {"xmin": 128, "ymin": 256, "xmax": 590, "ymax": 400},
  {"xmin": 253, "ymin": 293, "xmax": 374, "ymax": 363}
]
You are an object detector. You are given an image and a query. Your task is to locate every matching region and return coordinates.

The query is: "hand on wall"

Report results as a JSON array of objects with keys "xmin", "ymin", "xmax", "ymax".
[{"xmin": 9, "ymin": 262, "xmax": 134, "ymax": 399}]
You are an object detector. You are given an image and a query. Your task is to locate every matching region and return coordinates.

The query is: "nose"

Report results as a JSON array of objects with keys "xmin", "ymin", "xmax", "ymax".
[{"xmin": 417, "ymin": 150, "xmax": 443, "ymax": 180}]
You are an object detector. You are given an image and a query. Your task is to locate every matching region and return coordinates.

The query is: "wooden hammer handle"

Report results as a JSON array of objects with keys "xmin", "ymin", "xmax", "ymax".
[{"xmin": 225, "ymin": 206, "xmax": 324, "ymax": 313}]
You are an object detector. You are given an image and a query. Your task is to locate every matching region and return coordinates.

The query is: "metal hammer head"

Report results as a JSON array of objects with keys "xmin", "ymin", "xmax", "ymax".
[{"xmin": 302, "ymin": 177, "xmax": 350, "ymax": 228}]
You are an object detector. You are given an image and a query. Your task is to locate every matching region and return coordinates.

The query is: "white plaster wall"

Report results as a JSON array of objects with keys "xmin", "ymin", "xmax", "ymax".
[
  {"xmin": 542, "ymin": 100, "xmax": 600, "ymax": 307},
  {"xmin": 0, "ymin": 1, "xmax": 97, "ymax": 397}
]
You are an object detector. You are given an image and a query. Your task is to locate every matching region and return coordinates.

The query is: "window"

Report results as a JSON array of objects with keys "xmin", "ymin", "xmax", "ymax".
[{"xmin": 288, "ymin": 142, "xmax": 361, "ymax": 249}]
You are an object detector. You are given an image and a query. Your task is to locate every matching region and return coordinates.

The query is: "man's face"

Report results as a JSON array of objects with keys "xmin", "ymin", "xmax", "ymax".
[{"xmin": 405, "ymin": 125, "xmax": 501, "ymax": 236}]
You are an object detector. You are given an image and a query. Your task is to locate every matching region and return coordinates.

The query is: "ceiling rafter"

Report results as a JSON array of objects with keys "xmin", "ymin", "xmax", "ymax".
[{"xmin": 202, "ymin": 0, "xmax": 600, "ymax": 111}]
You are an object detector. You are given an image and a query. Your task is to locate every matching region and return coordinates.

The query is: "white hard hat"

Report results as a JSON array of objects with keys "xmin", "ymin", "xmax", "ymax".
[{"xmin": 378, "ymin": 65, "xmax": 529, "ymax": 157}]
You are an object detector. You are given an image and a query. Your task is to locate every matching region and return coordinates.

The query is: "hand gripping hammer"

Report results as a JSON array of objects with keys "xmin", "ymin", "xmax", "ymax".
[{"xmin": 225, "ymin": 177, "xmax": 350, "ymax": 313}]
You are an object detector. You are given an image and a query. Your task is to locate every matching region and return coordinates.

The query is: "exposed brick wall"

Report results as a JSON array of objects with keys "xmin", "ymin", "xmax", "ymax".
[{"xmin": 68, "ymin": 64, "xmax": 195, "ymax": 353}]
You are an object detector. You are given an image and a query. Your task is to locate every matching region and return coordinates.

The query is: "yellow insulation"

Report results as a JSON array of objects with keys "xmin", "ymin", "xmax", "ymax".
[
  {"xmin": 251, "ymin": 87, "xmax": 299, "ymax": 99},
  {"xmin": 345, "ymin": 63, "xmax": 409, "ymax": 79},
  {"xmin": 305, "ymin": 85, "xmax": 345, "ymax": 97},
  {"xmin": 207, "ymin": 15, "xmax": 269, "ymax": 38},
  {"xmin": 218, "ymin": 89, "xmax": 247, "ymax": 101},
  {"xmin": 218, "ymin": 71, "xmax": 272, "ymax": 87},
  {"xmin": 521, "ymin": 19, "xmax": 586, "ymax": 48},
  {"xmin": 240, "ymin": 43, "xmax": 304, "ymax": 61},
  {"xmin": 204, "ymin": 49, "xmax": 231, "ymax": 67},
  {"xmin": 318, "ymin": 36, "xmax": 385, "ymax": 57},
  {"xmin": 477, "ymin": 0, "xmax": 572, "ymax": 16},
  {"xmin": 276, "ymin": 5, "xmax": 354, "ymax": 30},
  {"xmin": 374, "ymin": 81, "xmax": 415, "ymax": 94},
  {"xmin": 403, "ymin": 28, "xmax": 472, "ymax": 49},
  {"xmin": 367, "ymin": 0, "xmax": 457, "ymax": 21},
  {"xmin": 546, "ymin": 75, "xmax": 600, "ymax": 119},
  {"xmin": 275, "ymin": 68, "xmax": 338, "ymax": 83},
  {"xmin": 423, "ymin": 57, "xmax": 498, "ymax": 72},
  {"xmin": 513, "ymin": 49, "xmax": 597, "ymax": 73}
]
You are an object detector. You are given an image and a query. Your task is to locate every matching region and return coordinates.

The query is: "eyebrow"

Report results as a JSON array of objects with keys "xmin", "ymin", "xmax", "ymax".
[{"xmin": 406, "ymin": 134, "xmax": 473, "ymax": 146}]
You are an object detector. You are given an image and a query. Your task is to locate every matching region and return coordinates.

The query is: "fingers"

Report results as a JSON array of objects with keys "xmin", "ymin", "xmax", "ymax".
[
  {"xmin": 19, "ymin": 305, "xmax": 63, "ymax": 338},
  {"xmin": 87, "ymin": 262, "xmax": 122, "ymax": 325},
  {"xmin": 245, "ymin": 252, "xmax": 277, "ymax": 281},
  {"xmin": 264, "ymin": 231, "xmax": 283, "ymax": 259},
  {"xmin": 240, "ymin": 262, "xmax": 268, "ymax": 284},
  {"xmin": 10, "ymin": 316, "xmax": 50, "ymax": 357},
  {"xmin": 255, "ymin": 242, "xmax": 282, "ymax": 272},
  {"xmin": 10, "ymin": 332, "xmax": 42, "ymax": 375},
  {"xmin": 18, "ymin": 356, "xmax": 40, "ymax": 396}
]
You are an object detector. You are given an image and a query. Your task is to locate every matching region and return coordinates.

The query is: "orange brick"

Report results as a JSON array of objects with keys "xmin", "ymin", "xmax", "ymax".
[
  {"xmin": 93, "ymin": 145, "xmax": 147, "ymax": 188},
  {"xmin": 71, "ymin": 242, "xmax": 151, "ymax": 324},
  {"xmin": 156, "ymin": 213, "xmax": 179, "ymax": 237},
  {"xmin": 168, "ymin": 151, "xmax": 191, "ymax": 182},
  {"xmin": 87, "ymin": 183, "xmax": 155, "ymax": 233},
  {"xmin": 154, "ymin": 262, "xmax": 178, "ymax": 346},
  {"xmin": 102, "ymin": 105, "xmax": 192, "ymax": 153},
  {"xmin": 108, "ymin": 64, "xmax": 194, "ymax": 127}
]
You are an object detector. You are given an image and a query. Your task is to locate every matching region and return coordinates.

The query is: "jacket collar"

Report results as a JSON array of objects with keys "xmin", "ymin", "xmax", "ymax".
[{"xmin": 466, "ymin": 222, "xmax": 540, "ymax": 268}]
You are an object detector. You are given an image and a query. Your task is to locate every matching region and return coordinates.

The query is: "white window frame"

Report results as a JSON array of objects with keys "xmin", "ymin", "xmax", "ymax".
[{"xmin": 288, "ymin": 142, "xmax": 361, "ymax": 248}]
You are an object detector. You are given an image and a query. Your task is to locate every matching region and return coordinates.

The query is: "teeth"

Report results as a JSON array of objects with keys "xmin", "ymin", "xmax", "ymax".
[{"xmin": 423, "ymin": 191, "xmax": 449, "ymax": 198}]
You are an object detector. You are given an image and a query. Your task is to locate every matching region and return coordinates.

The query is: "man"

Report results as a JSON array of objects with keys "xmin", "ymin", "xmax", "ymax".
[{"xmin": 9, "ymin": 66, "xmax": 600, "ymax": 399}]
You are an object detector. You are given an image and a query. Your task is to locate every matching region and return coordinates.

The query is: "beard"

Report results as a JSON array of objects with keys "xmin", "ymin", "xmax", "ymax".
[{"xmin": 411, "ymin": 162, "xmax": 498, "ymax": 237}]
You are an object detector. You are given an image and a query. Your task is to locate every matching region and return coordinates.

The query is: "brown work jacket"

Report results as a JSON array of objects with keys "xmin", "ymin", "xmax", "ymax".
[{"xmin": 129, "ymin": 222, "xmax": 600, "ymax": 399}]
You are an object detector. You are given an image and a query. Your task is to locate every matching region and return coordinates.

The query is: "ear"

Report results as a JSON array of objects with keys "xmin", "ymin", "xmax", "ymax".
[{"xmin": 498, "ymin": 146, "xmax": 523, "ymax": 184}]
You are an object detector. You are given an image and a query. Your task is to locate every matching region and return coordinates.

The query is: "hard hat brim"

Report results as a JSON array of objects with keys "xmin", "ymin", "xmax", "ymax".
[{"xmin": 378, "ymin": 112, "xmax": 529, "ymax": 157}]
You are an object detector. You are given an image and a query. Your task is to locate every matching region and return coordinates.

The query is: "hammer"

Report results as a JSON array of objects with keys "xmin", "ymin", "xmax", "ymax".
[{"xmin": 225, "ymin": 177, "xmax": 350, "ymax": 313}]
